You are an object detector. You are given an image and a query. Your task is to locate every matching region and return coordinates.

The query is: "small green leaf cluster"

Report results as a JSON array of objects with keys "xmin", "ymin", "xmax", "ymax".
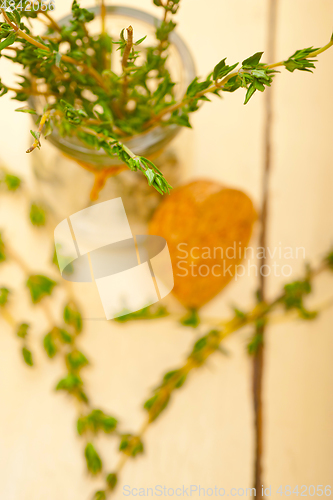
[
  {"xmin": 119, "ymin": 434, "xmax": 144, "ymax": 457},
  {"xmin": 93, "ymin": 492, "xmax": 106, "ymax": 500},
  {"xmin": 325, "ymin": 250, "xmax": 333, "ymax": 271},
  {"xmin": 92, "ymin": 470, "xmax": 118, "ymax": 499},
  {"xmin": 213, "ymin": 58, "xmax": 239, "ymax": 82},
  {"xmin": 17, "ymin": 322, "xmax": 29, "ymax": 338},
  {"xmin": 233, "ymin": 307, "xmax": 247, "ymax": 321},
  {"xmin": 66, "ymin": 349, "xmax": 89, "ymax": 372},
  {"xmin": 106, "ymin": 473, "xmax": 118, "ymax": 490},
  {"xmin": 224, "ymin": 52, "xmax": 278, "ymax": 104},
  {"xmin": 0, "ymin": 168, "xmax": 21, "ymax": 191},
  {"xmin": 144, "ymin": 368, "xmax": 187, "ymax": 422},
  {"xmin": 64, "ymin": 301, "xmax": 83, "ymax": 333},
  {"xmin": 114, "ymin": 304, "xmax": 168, "ymax": 323},
  {"xmin": 4, "ymin": 311, "xmax": 33, "ymax": 366},
  {"xmin": 142, "ymin": 327, "xmax": 234, "ymax": 422},
  {"xmin": 85, "ymin": 442, "xmax": 102, "ymax": 475},
  {"xmin": 246, "ymin": 298, "xmax": 266, "ymax": 355},
  {"xmin": 93, "ymin": 490, "xmax": 106, "ymax": 500},
  {"xmin": 71, "ymin": 0, "xmax": 94, "ymax": 23},
  {"xmin": 284, "ymin": 47, "xmax": 319, "ymax": 73},
  {"xmin": 242, "ymin": 69, "xmax": 277, "ymax": 105},
  {"xmin": 26, "ymin": 274, "xmax": 57, "ymax": 303},
  {"xmin": 0, "ymin": 286, "xmax": 10, "ymax": 306},
  {"xmin": 189, "ymin": 329, "xmax": 222, "ymax": 365},
  {"xmin": 22, "ymin": 345, "xmax": 33, "ymax": 366},
  {"xmin": 0, "ymin": 31, "xmax": 16, "ymax": 52},
  {"xmin": 156, "ymin": 19, "xmax": 176, "ymax": 46},
  {"xmin": 153, "ymin": 0, "xmax": 181, "ymax": 14},
  {"xmin": 56, "ymin": 372, "xmax": 88, "ymax": 403},
  {"xmin": 281, "ymin": 279, "xmax": 317, "ymax": 320},
  {"xmin": 43, "ymin": 326, "xmax": 74, "ymax": 358},
  {"xmin": 143, "ymin": 391, "xmax": 170, "ymax": 422},
  {"xmin": 19, "ymin": 323, "xmax": 33, "ymax": 366},
  {"xmin": 179, "ymin": 308, "xmax": 200, "ymax": 328},
  {"xmin": 29, "ymin": 203, "xmax": 46, "ymax": 226},
  {"xmin": 0, "ymin": 233, "xmax": 5, "ymax": 262},
  {"xmin": 48, "ymin": 303, "xmax": 88, "ymax": 403},
  {"xmin": 153, "ymin": 0, "xmax": 180, "ymax": 50},
  {"xmin": 60, "ymin": 100, "xmax": 89, "ymax": 126},
  {"xmin": 118, "ymin": 151, "xmax": 172, "ymax": 196},
  {"xmin": 164, "ymin": 51, "xmax": 278, "ymax": 128},
  {"xmin": 0, "ymin": 77, "xmax": 8, "ymax": 97},
  {"xmin": 77, "ymin": 409, "xmax": 117, "ymax": 436}
]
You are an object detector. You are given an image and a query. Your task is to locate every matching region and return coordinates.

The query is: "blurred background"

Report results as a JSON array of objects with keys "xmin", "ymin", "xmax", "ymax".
[{"xmin": 0, "ymin": 0, "xmax": 332, "ymax": 498}]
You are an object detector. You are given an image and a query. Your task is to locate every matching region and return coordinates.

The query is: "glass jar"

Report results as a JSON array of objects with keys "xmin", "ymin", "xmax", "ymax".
[{"xmin": 30, "ymin": 5, "xmax": 196, "ymax": 231}]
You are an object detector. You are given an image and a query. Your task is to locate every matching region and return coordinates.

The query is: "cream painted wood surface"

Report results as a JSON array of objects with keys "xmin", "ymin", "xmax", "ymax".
[{"xmin": 0, "ymin": 1, "xmax": 332, "ymax": 499}]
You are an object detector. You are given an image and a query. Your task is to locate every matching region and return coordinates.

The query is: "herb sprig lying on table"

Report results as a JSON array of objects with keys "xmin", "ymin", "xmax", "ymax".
[
  {"xmin": 1, "ymin": 166, "xmax": 333, "ymax": 498},
  {"xmin": 0, "ymin": 1, "xmax": 332, "ymax": 196}
]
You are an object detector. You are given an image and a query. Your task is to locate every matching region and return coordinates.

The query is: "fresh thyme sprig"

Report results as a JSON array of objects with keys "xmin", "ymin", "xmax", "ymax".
[
  {"xmin": 1, "ymin": 2, "xmax": 332, "ymax": 198},
  {"xmin": 0, "ymin": 225, "xmax": 120, "ymax": 476},
  {"xmin": 144, "ymin": 37, "xmax": 333, "ymax": 128},
  {"xmin": 93, "ymin": 253, "xmax": 333, "ymax": 499}
]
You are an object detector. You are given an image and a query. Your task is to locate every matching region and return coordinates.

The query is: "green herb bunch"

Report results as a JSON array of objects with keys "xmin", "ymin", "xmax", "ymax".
[{"xmin": 0, "ymin": 1, "xmax": 332, "ymax": 196}]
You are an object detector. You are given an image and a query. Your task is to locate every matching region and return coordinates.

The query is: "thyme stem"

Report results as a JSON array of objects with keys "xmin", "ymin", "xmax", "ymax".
[
  {"xmin": 26, "ymin": 110, "xmax": 51, "ymax": 153},
  {"xmin": 121, "ymin": 25, "xmax": 134, "ymax": 105},
  {"xmin": 121, "ymin": 26, "xmax": 134, "ymax": 70},
  {"xmin": 143, "ymin": 39, "xmax": 333, "ymax": 129},
  {"xmin": 1, "ymin": 307, "xmax": 16, "ymax": 327}
]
